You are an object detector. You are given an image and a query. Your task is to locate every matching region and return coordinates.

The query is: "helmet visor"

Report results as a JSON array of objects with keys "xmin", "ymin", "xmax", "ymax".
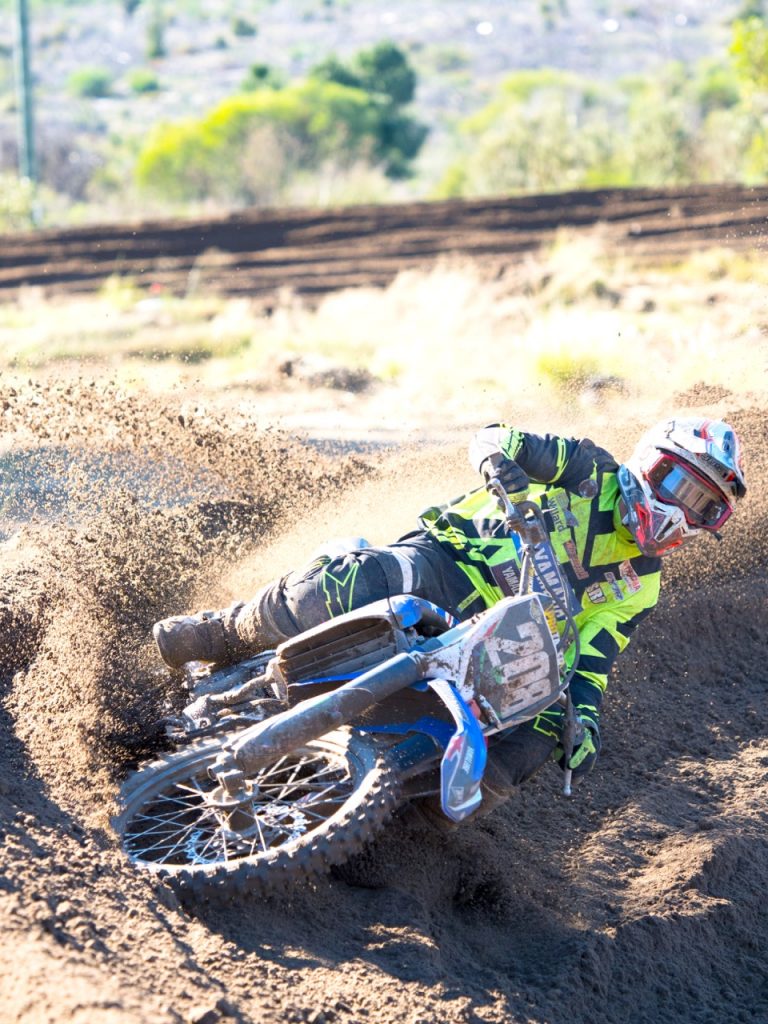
[{"xmin": 647, "ymin": 454, "xmax": 732, "ymax": 531}]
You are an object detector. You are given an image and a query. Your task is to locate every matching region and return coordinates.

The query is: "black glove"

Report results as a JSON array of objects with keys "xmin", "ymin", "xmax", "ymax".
[
  {"xmin": 554, "ymin": 706, "xmax": 601, "ymax": 777},
  {"xmin": 481, "ymin": 452, "xmax": 530, "ymax": 496}
]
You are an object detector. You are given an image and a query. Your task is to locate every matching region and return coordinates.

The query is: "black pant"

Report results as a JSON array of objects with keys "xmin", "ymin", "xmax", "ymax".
[
  {"xmin": 415, "ymin": 720, "xmax": 558, "ymax": 827},
  {"xmin": 236, "ymin": 531, "xmax": 486, "ymax": 645}
]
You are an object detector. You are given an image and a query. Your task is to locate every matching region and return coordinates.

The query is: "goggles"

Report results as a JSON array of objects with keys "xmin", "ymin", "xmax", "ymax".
[{"xmin": 646, "ymin": 453, "xmax": 732, "ymax": 531}]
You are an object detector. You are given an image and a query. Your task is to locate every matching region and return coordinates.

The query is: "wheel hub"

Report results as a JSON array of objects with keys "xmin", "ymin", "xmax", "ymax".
[{"xmin": 205, "ymin": 781, "xmax": 259, "ymax": 832}]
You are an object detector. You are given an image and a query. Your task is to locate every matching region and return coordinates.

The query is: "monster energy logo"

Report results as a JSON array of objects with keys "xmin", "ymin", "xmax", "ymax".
[{"xmin": 321, "ymin": 563, "xmax": 360, "ymax": 616}]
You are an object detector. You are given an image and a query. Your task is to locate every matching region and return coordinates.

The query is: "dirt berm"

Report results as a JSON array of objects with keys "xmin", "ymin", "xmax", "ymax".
[
  {"xmin": 0, "ymin": 375, "xmax": 766, "ymax": 1024},
  {"xmin": 2, "ymin": 185, "xmax": 767, "ymax": 299}
]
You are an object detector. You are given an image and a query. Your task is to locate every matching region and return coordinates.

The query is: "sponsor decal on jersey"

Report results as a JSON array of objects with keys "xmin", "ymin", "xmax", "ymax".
[
  {"xmin": 556, "ymin": 490, "xmax": 580, "ymax": 528},
  {"xmin": 548, "ymin": 490, "xmax": 579, "ymax": 533},
  {"xmin": 491, "ymin": 561, "xmax": 521, "ymax": 596},
  {"xmin": 563, "ymin": 539, "xmax": 589, "ymax": 579},
  {"xmin": 549, "ymin": 501, "xmax": 568, "ymax": 534},
  {"xmin": 619, "ymin": 559, "xmax": 642, "ymax": 593},
  {"xmin": 490, "ymin": 538, "xmax": 578, "ymax": 624},
  {"xmin": 604, "ymin": 571, "xmax": 624, "ymax": 601},
  {"xmin": 585, "ymin": 582, "xmax": 606, "ymax": 604}
]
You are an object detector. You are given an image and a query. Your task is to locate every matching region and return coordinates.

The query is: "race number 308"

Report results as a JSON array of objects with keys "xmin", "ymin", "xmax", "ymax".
[{"xmin": 484, "ymin": 621, "xmax": 552, "ymax": 714}]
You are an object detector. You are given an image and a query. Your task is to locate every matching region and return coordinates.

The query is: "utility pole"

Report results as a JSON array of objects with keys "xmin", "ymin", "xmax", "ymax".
[{"xmin": 14, "ymin": 0, "xmax": 36, "ymax": 185}]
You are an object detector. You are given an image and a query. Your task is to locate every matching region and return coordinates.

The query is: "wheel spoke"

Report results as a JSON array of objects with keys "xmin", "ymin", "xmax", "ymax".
[
  {"xmin": 123, "ymin": 743, "xmax": 373, "ymax": 870},
  {"xmin": 252, "ymin": 811, "xmax": 269, "ymax": 854},
  {"xmin": 175, "ymin": 779, "xmax": 213, "ymax": 798},
  {"xmin": 191, "ymin": 827, "xmax": 225, "ymax": 863},
  {"xmin": 131, "ymin": 803, "xmax": 207, "ymax": 831},
  {"xmin": 134, "ymin": 793, "xmax": 202, "ymax": 814},
  {"xmin": 151, "ymin": 820, "xmax": 216, "ymax": 862}
]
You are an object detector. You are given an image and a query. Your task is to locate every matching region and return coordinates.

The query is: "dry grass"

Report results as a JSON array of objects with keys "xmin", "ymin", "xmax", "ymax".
[{"xmin": 1, "ymin": 234, "xmax": 766, "ymax": 439}]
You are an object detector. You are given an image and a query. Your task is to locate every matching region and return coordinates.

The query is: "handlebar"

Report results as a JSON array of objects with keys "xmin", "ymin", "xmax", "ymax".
[{"xmin": 484, "ymin": 478, "xmax": 547, "ymax": 546}]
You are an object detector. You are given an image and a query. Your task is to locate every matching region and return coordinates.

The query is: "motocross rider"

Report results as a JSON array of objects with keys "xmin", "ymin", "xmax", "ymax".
[{"xmin": 153, "ymin": 416, "xmax": 746, "ymax": 808}]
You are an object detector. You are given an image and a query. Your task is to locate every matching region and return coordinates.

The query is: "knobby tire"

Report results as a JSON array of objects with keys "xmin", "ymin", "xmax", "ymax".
[{"xmin": 113, "ymin": 728, "xmax": 401, "ymax": 901}]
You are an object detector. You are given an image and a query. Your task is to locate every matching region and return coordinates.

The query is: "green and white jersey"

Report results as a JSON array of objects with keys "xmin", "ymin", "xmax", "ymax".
[{"xmin": 418, "ymin": 427, "xmax": 662, "ymax": 715}]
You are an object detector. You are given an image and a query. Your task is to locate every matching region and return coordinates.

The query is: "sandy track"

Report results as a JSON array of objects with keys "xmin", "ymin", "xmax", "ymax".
[{"xmin": 0, "ymin": 370, "xmax": 767, "ymax": 1024}]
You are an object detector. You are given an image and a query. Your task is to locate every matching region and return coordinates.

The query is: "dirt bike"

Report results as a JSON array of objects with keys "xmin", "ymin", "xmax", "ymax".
[{"xmin": 113, "ymin": 479, "xmax": 584, "ymax": 901}]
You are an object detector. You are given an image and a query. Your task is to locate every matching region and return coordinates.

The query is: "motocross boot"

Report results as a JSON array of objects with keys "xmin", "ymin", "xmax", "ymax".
[{"xmin": 152, "ymin": 603, "xmax": 249, "ymax": 670}]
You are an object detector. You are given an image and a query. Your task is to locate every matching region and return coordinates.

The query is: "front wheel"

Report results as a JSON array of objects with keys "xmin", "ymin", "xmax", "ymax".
[{"xmin": 113, "ymin": 729, "xmax": 401, "ymax": 900}]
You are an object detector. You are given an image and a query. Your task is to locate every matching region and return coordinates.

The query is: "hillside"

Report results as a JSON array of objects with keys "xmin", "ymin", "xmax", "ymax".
[{"xmin": 0, "ymin": 0, "xmax": 744, "ymax": 209}]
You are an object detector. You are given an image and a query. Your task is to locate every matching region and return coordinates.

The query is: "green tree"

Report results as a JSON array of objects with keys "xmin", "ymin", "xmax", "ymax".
[
  {"xmin": 626, "ymin": 91, "xmax": 696, "ymax": 185},
  {"xmin": 694, "ymin": 58, "xmax": 741, "ymax": 113},
  {"xmin": 730, "ymin": 16, "xmax": 768, "ymax": 89},
  {"xmin": 135, "ymin": 79, "xmax": 381, "ymax": 204},
  {"xmin": 437, "ymin": 72, "xmax": 622, "ymax": 196},
  {"xmin": 310, "ymin": 42, "xmax": 426, "ymax": 176},
  {"xmin": 355, "ymin": 41, "xmax": 417, "ymax": 105},
  {"xmin": 727, "ymin": 19, "xmax": 768, "ymax": 179},
  {"xmin": 311, "ymin": 55, "xmax": 363, "ymax": 91}
]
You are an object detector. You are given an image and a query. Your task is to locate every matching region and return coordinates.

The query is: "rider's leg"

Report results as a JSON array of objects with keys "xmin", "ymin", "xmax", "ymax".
[
  {"xmin": 233, "ymin": 536, "xmax": 477, "ymax": 648},
  {"xmin": 152, "ymin": 602, "xmax": 249, "ymax": 670},
  {"xmin": 478, "ymin": 720, "xmax": 558, "ymax": 814},
  {"xmin": 153, "ymin": 534, "xmax": 476, "ymax": 670}
]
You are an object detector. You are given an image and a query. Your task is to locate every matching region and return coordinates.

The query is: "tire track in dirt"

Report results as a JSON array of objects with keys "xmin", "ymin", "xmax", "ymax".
[
  {"xmin": 2, "ymin": 185, "xmax": 766, "ymax": 300},
  {"xmin": 0, "ymin": 372, "xmax": 767, "ymax": 1024}
]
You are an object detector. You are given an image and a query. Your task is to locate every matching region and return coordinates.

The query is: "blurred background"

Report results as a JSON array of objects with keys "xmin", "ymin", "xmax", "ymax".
[
  {"xmin": 0, "ymin": 1, "xmax": 766, "ymax": 442},
  {"xmin": 1, "ymin": 0, "xmax": 767, "ymax": 226}
]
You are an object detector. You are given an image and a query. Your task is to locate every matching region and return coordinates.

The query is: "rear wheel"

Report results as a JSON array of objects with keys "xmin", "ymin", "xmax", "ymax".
[{"xmin": 113, "ymin": 729, "xmax": 401, "ymax": 900}]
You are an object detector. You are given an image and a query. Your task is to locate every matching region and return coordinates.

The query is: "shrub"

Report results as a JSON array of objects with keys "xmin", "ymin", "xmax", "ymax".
[
  {"xmin": 232, "ymin": 16, "xmax": 257, "ymax": 37},
  {"xmin": 535, "ymin": 350, "xmax": 604, "ymax": 392},
  {"xmin": 428, "ymin": 45, "xmax": 469, "ymax": 73},
  {"xmin": 127, "ymin": 68, "xmax": 160, "ymax": 94},
  {"xmin": 68, "ymin": 66, "xmax": 113, "ymax": 99},
  {"xmin": 242, "ymin": 62, "xmax": 284, "ymax": 91},
  {"xmin": 0, "ymin": 173, "xmax": 38, "ymax": 231},
  {"xmin": 135, "ymin": 79, "xmax": 382, "ymax": 203}
]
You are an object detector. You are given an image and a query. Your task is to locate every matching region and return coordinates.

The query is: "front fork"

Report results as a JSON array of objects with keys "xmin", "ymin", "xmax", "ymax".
[{"xmin": 388, "ymin": 683, "xmax": 584, "ymax": 809}]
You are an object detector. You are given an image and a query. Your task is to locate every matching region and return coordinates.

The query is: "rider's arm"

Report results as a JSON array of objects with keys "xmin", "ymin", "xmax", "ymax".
[{"xmin": 469, "ymin": 425, "xmax": 608, "ymax": 488}]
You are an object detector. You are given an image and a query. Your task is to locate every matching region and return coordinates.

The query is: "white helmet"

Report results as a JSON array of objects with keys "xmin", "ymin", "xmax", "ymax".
[{"xmin": 618, "ymin": 417, "xmax": 746, "ymax": 557}]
